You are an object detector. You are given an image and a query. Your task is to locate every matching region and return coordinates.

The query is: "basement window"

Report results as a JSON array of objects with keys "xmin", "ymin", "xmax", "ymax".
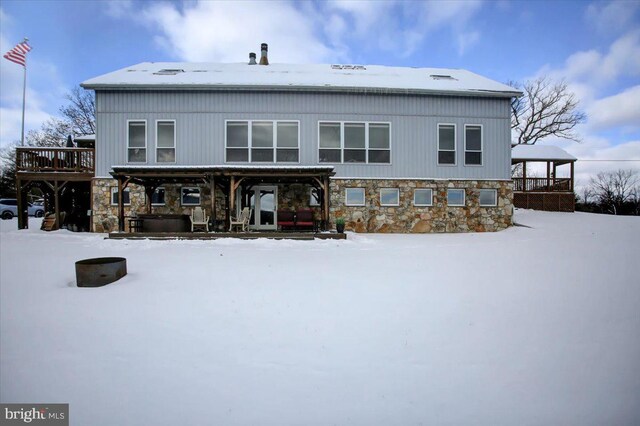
[{"xmin": 111, "ymin": 188, "xmax": 130, "ymax": 206}]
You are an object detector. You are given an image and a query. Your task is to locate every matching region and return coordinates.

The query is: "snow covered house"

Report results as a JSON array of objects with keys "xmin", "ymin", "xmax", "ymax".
[{"xmin": 79, "ymin": 45, "xmax": 521, "ymax": 233}]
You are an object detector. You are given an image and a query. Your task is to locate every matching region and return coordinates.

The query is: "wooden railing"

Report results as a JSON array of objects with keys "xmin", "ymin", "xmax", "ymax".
[
  {"xmin": 513, "ymin": 177, "xmax": 572, "ymax": 192},
  {"xmin": 16, "ymin": 147, "xmax": 94, "ymax": 174}
]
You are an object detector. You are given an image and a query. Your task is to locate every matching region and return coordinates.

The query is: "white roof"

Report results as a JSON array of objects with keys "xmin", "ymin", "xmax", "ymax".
[
  {"xmin": 112, "ymin": 165, "xmax": 334, "ymax": 170},
  {"xmin": 82, "ymin": 62, "xmax": 520, "ymax": 98},
  {"xmin": 511, "ymin": 144, "xmax": 577, "ymax": 162},
  {"xmin": 74, "ymin": 134, "xmax": 95, "ymax": 141}
]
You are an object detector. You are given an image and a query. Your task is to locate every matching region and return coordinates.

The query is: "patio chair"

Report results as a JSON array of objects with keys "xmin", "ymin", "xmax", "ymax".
[
  {"xmin": 190, "ymin": 206, "xmax": 209, "ymax": 232},
  {"xmin": 229, "ymin": 207, "xmax": 251, "ymax": 232},
  {"xmin": 277, "ymin": 210, "xmax": 295, "ymax": 231},
  {"xmin": 295, "ymin": 208, "xmax": 314, "ymax": 231}
]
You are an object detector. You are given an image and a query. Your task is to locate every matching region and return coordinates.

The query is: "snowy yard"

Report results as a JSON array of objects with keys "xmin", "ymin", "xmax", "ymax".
[{"xmin": 1, "ymin": 210, "xmax": 639, "ymax": 425}]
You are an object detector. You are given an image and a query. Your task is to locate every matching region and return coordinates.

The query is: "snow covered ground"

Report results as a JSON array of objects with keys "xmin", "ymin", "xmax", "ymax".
[{"xmin": 1, "ymin": 211, "xmax": 639, "ymax": 425}]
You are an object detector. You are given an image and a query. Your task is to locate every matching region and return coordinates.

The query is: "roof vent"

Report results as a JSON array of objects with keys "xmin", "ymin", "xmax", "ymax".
[
  {"xmin": 430, "ymin": 74, "xmax": 456, "ymax": 80},
  {"xmin": 249, "ymin": 52, "xmax": 257, "ymax": 65},
  {"xmin": 153, "ymin": 69, "xmax": 185, "ymax": 75},
  {"xmin": 259, "ymin": 43, "xmax": 269, "ymax": 66}
]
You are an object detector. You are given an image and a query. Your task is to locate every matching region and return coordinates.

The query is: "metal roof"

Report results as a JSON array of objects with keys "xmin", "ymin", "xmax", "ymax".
[{"xmin": 82, "ymin": 62, "xmax": 521, "ymax": 98}]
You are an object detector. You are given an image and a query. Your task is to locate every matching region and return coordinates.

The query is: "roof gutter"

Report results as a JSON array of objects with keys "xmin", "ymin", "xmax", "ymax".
[{"xmin": 80, "ymin": 83, "xmax": 522, "ymax": 98}]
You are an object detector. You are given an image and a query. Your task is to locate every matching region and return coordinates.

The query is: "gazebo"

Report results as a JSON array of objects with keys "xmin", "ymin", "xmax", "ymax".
[{"xmin": 511, "ymin": 144, "xmax": 577, "ymax": 212}]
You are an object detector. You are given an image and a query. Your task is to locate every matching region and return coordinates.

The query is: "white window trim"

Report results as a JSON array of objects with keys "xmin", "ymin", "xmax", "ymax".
[
  {"xmin": 309, "ymin": 188, "xmax": 321, "ymax": 207},
  {"xmin": 437, "ymin": 123, "xmax": 456, "ymax": 166},
  {"xmin": 413, "ymin": 188, "xmax": 433, "ymax": 207},
  {"xmin": 345, "ymin": 188, "xmax": 366, "ymax": 206},
  {"xmin": 318, "ymin": 121, "xmax": 392, "ymax": 165},
  {"xmin": 224, "ymin": 119, "xmax": 300, "ymax": 164},
  {"xmin": 479, "ymin": 189, "xmax": 497, "ymax": 207},
  {"xmin": 464, "ymin": 124, "xmax": 483, "ymax": 167},
  {"xmin": 447, "ymin": 188, "xmax": 465, "ymax": 207},
  {"xmin": 127, "ymin": 119, "xmax": 147, "ymax": 163},
  {"xmin": 155, "ymin": 120, "xmax": 176, "ymax": 164},
  {"xmin": 379, "ymin": 188, "xmax": 400, "ymax": 206},
  {"xmin": 181, "ymin": 186, "xmax": 201, "ymax": 206},
  {"xmin": 151, "ymin": 186, "xmax": 166, "ymax": 206},
  {"xmin": 110, "ymin": 187, "xmax": 131, "ymax": 206}
]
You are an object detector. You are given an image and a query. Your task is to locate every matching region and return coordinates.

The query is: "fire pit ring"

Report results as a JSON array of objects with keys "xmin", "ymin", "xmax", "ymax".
[{"xmin": 76, "ymin": 257, "xmax": 127, "ymax": 287}]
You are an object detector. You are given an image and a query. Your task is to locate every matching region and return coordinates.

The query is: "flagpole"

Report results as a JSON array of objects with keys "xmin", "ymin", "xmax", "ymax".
[{"xmin": 20, "ymin": 37, "xmax": 28, "ymax": 147}]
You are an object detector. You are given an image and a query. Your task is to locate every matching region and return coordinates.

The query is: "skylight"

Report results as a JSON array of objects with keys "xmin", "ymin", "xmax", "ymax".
[
  {"xmin": 331, "ymin": 64, "xmax": 367, "ymax": 71},
  {"xmin": 430, "ymin": 74, "xmax": 456, "ymax": 80},
  {"xmin": 153, "ymin": 69, "xmax": 185, "ymax": 76}
]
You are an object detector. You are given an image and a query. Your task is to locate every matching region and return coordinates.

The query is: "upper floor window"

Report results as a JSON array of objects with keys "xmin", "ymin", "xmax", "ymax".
[
  {"xmin": 127, "ymin": 120, "xmax": 146, "ymax": 163},
  {"xmin": 465, "ymin": 125, "xmax": 482, "ymax": 166},
  {"xmin": 437, "ymin": 124, "xmax": 456, "ymax": 165},
  {"xmin": 156, "ymin": 121, "xmax": 176, "ymax": 163},
  {"xmin": 225, "ymin": 120, "xmax": 299, "ymax": 163},
  {"xmin": 319, "ymin": 122, "xmax": 390, "ymax": 164}
]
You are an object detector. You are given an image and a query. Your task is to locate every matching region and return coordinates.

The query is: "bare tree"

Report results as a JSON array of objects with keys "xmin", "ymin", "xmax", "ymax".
[
  {"xmin": 589, "ymin": 169, "xmax": 639, "ymax": 215},
  {"xmin": 510, "ymin": 77, "xmax": 586, "ymax": 145}
]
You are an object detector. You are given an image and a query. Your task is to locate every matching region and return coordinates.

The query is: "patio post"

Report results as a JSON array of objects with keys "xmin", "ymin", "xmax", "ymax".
[
  {"xmin": 323, "ymin": 176, "xmax": 330, "ymax": 230},
  {"xmin": 117, "ymin": 177, "xmax": 124, "ymax": 232}
]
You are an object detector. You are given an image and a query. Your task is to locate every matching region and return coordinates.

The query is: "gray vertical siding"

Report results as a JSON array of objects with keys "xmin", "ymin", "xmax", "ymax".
[{"xmin": 95, "ymin": 91, "xmax": 512, "ymax": 179}]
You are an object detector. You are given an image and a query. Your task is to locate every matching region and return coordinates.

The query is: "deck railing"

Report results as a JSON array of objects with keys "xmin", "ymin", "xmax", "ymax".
[
  {"xmin": 513, "ymin": 177, "xmax": 572, "ymax": 192},
  {"xmin": 16, "ymin": 147, "xmax": 94, "ymax": 174}
]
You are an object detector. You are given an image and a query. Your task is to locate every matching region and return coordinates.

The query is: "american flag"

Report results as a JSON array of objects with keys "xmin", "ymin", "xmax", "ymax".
[{"xmin": 3, "ymin": 40, "xmax": 32, "ymax": 67}]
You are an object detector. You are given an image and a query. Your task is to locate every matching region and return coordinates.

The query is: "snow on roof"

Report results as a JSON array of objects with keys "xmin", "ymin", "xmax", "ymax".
[
  {"xmin": 82, "ymin": 62, "xmax": 521, "ymax": 98},
  {"xmin": 511, "ymin": 144, "xmax": 577, "ymax": 162},
  {"xmin": 74, "ymin": 134, "xmax": 95, "ymax": 141}
]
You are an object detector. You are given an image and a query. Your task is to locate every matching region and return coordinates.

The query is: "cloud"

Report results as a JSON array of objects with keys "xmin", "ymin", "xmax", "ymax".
[
  {"xmin": 586, "ymin": 85, "xmax": 640, "ymax": 130},
  {"xmin": 458, "ymin": 31, "xmax": 480, "ymax": 56},
  {"xmin": 139, "ymin": 1, "xmax": 335, "ymax": 63},
  {"xmin": 586, "ymin": 1, "xmax": 640, "ymax": 36}
]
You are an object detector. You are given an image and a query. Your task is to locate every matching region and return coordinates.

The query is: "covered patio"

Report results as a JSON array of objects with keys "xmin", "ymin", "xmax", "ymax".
[
  {"xmin": 109, "ymin": 165, "xmax": 338, "ymax": 238},
  {"xmin": 511, "ymin": 144, "xmax": 577, "ymax": 212}
]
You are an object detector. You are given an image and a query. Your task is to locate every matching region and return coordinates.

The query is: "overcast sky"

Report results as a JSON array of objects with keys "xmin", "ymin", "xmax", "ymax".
[{"xmin": 1, "ymin": 0, "xmax": 638, "ymax": 187}]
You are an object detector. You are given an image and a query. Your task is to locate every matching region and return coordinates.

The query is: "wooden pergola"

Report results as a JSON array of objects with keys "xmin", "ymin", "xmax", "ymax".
[
  {"xmin": 110, "ymin": 165, "xmax": 335, "ymax": 232},
  {"xmin": 511, "ymin": 145, "xmax": 577, "ymax": 212}
]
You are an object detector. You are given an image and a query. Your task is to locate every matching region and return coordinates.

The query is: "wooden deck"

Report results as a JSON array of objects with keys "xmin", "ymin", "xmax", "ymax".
[{"xmin": 108, "ymin": 231, "xmax": 347, "ymax": 241}]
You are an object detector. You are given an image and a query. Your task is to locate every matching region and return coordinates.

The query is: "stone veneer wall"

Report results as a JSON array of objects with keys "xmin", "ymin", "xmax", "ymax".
[
  {"xmin": 92, "ymin": 178, "xmax": 512, "ymax": 233},
  {"xmin": 91, "ymin": 178, "xmax": 318, "ymax": 233},
  {"xmin": 329, "ymin": 179, "xmax": 513, "ymax": 233}
]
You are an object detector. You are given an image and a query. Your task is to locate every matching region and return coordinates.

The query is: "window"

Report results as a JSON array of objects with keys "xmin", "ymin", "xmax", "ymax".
[
  {"xmin": 111, "ymin": 187, "xmax": 130, "ymax": 206},
  {"xmin": 151, "ymin": 187, "xmax": 165, "ymax": 206},
  {"xmin": 479, "ymin": 189, "xmax": 497, "ymax": 206},
  {"xmin": 438, "ymin": 124, "xmax": 456, "ymax": 165},
  {"xmin": 309, "ymin": 188, "xmax": 321, "ymax": 207},
  {"xmin": 345, "ymin": 188, "xmax": 365, "ymax": 206},
  {"xmin": 414, "ymin": 189, "xmax": 433, "ymax": 206},
  {"xmin": 127, "ymin": 120, "xmax": 146, "ymax": 162},
  {"xmin": 465, "ymin": 125, "xmax": 482, "ymax": 166},
  {"xmin": 447, "ymin": 189, "xmax": 465, "ymax": 206},
  {"xmin": 226, "ymin": 120, "xmax": 299, "ymax": 163},
  {"xmin": 181, "ymin": 187, "xmax": 200, "ymax": 206},
  {"xmin": 380, "ymin": 188, "xmax": 399, "ymax": 206},
  {"xmin": 319, "ymin": 122, "xmax": 391, "ymax": 164},
  {"xmin": 156, "ymin": 121, "xmax": 176, "ymax": 163}
]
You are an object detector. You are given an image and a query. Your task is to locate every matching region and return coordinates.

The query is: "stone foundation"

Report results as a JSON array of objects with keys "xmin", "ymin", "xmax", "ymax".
[
  {"xmin": 92, "ymin": 178, "xmax": 512, "ymax": 233},
  {"xmin": 329, "ymin": 179, "xmax": 512, "ymax": 233}
]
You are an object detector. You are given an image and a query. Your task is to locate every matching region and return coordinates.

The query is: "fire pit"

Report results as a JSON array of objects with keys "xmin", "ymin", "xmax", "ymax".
[{"xmin": 76, "ymin": 257, "xmax": 127, "ymax": 287}]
